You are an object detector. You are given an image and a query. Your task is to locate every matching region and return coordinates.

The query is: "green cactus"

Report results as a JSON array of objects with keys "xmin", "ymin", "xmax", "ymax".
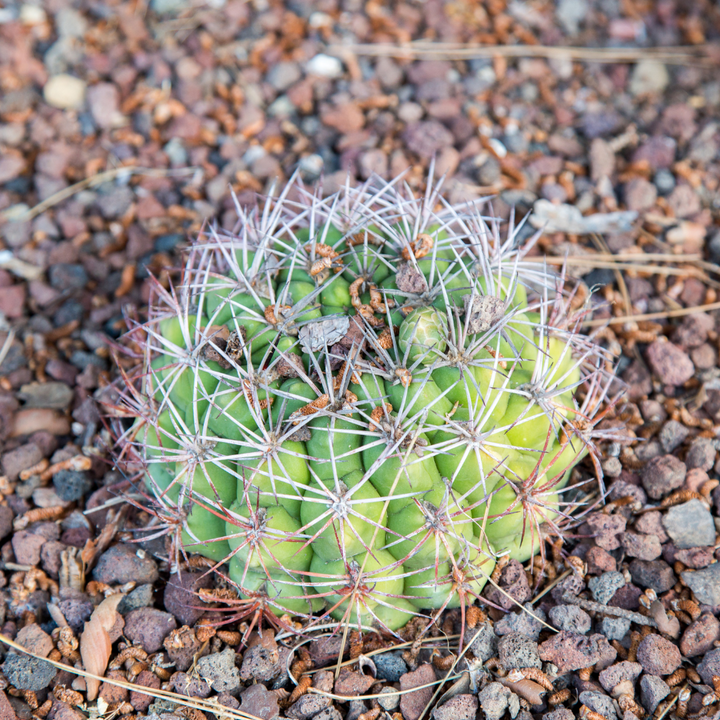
[{"xmin": 117, "ymin": 173, "xmax": 613, "ymax": 634}]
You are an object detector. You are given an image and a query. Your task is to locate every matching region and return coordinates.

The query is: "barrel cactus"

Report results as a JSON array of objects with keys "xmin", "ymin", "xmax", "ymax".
[{"xmin": 116, "ymin": 172, "xmax": 613, "ymax": 632}]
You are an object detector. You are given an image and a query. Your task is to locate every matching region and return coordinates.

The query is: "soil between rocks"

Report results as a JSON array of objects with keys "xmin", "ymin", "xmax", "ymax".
[{"xmin": 0, "ymin": 2, "xmax": 720, "ymax": 720}]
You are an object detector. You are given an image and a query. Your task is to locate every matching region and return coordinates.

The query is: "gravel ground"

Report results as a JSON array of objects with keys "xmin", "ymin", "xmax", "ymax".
[{"xmin": 1, "ymin": 1, "xmax": 720, "ymax": 720}]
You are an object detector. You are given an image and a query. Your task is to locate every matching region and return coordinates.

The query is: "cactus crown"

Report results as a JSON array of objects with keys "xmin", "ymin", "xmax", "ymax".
[{"xmin": 117, "ymin": 171, "xmax": 615, "ymax": 633}]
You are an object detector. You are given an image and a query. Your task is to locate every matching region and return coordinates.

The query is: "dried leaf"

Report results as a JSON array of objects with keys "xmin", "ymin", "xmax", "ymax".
[
  {"xmin": 298, "ymin": 316, "xmax": 350, "ymax": 353},
  {"xmin": 80, "ymin": 594, "xmax": 124, "ymax": 701}
]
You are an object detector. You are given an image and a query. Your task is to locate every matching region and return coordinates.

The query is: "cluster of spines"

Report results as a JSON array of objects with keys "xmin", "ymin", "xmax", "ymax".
[{"xmin": 115, "ymin": 170, "xmax": 616, "ymax": 634}]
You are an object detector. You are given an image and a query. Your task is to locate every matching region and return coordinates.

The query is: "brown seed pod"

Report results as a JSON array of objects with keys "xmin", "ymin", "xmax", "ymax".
[
  {"xmin": 285, "ymin": 675, "xmax": 312, "ymax": 706},
  {"xmin": 665, "ymin": 668, "xmax": 686, "ymax": 687},
  {"xmin": 508, "ymin": 667, "xmax": 554, "ymax": 691},
  {"xmin": 548, "ymin": 689, "xmax": 571, "ymax": 706},
  {"xmin": 466, "ymin": 605, "xmax": 486, "ymax": 629},
  {"xmin": 660, "ymin": 489, "xmax": 708, "ymax": 509},
  {"xmin": 401, "ymin": 233, "xmax": 434, "ymax": 261}
]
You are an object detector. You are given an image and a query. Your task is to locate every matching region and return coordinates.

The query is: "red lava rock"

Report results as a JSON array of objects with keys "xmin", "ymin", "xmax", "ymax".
[
  {"xmin": 624, "ymin": 177, "xmax": 657, "ymax": 211},
  {"xmin": 334, "ymin": 670, "xmax": 376, "ymax": 697},
  {"xmin": 674, "ymin": 546, "xmax": 714, "ymax": 568},
  {"xmin": 632, "ymin": 135, "xmax": 676, "ymax": 169},
  {"xmin": 321, "ymin": 102, "xmax": 365, "ymax": 133},
  {"xmin": 163, "ymin": 570, "xmax": 214, "ymax": 626},
  {"xmin": 2, "ymin": 442, "xmax": 43, "ymax": 481},
  {"xmin": 0, "ymin": 690, "xmax": 18, "ymax": 720},
  {"xmin": 621, "ymin": 531, "xmax": 662, "ymax": 560},
  {"xmin": 171, "ymin": 671, "xmax": 212, "ymax": 698},
  {"xmin": 636, "ymin": 633, "xmax": 682, "ymax": 675},
  {"xmin": 634, "ymin": 510, "xmax": 669, "ymax": 543},
  {"xmin": 41, "ymin": 539, "xmax": 65, "ymax": 579},
  {"xmin": 432, "ymin": 694, "xmax": 478, "ymax": 720},
  {"xmin": 99, "ymin": 670, "xmax": 129, "ymax": 704},
  {"xmin": 698, "ymin": 648, "xmax": 720, "ymax": 684},
  {"xmin": 239, "ymin": 684, "xmax": 280, "ymax": 720},
  {"xmin": 585, "ymin": 546, "xmax": 617, "ymax": 575},
  {"xmin": 124, "ymin": 608, "xmax": 177, "ymax": 653},
  {"xmin": 672, "ymin": 313, "xmax": 714, "ymax": 349},
  {"xmin": 0, "ymin": 286, "xmax": 26, "ymax": 319},
  {"xmin": 0, "ymin": 506, "xmax": 14, "ymax": 542},
  {"xmin": 403, "ymin": 121, "xmax": 454, "ymax": 160},
  {"xmin": 598, "ymin": 661, "xmax": 643, "ymax": 692},
  {"xmin": 309, "ymin": 636, "xmax": 347, "ymax": 667},
  {"xmin": 628, "ymin": 559, "xmax": 676, "ymax": 593},
  {"xmin": 87, "ymin": 83, "xmax": 121, "ymax": 129},
  {"xmin": 585, "ymin": 512, "xmax": 626, "ymax": 550},
  {"xmin": 645, "ymin": 340, "xmax": 694, "ymax": 386},
  {"xmin": 11, "ymin": 409, "xmax": 70, "ymax": 437},
  {"xmin": 537, "ymin": 632, "xmax": 615, "ymax": 673},
  {"xmin": 640, "ymin": 454, "xmax": 687, "ymax": 500},
  {"xmin": 46, "ymin": 701, "xmax": 83, "ymax": 720},
  {"xmin": 11, "ymin": 530, "xmax": 46, "ymax": 566},
  {"xmin": 129, "ymin": 669, "xmax": 161, "ymax": 712},
  {"xmin": 15, "ymin": 625, "xmax": 53, "ymax": 658},
  {"xmin": 668, "ymin": 183, "xmax": 701, "ymax": 218},
  {"xmin": 680, "ymin": 614, "xmax": 720, "ymax": 658},
  {"xmin": 485, "ymin": 559, "xmax": 531, "ymax": 610},
  {"xmin": 93, "ymin": 544, "xmax": 159, "ymax": 585},
  {"xmin": 400, "ymin": 664, "xmax": 436, "ymax": 720}
]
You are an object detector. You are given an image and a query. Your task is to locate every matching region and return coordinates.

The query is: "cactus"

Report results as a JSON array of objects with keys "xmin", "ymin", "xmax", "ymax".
[{"xmin": 116, "ymin": 172, "xmax": 615, "ymax": 633}]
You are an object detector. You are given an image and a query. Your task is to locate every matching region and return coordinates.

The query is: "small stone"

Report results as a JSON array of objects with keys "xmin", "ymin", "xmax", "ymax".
[
  {"xmin": 239, "ymin": 684, "xmax": 279, "ymax": 720},
  {"xmin": 478, "ymin": 682, "xmax": 515, "ymax": 720},
  {"xmin": 58, "ymin": 598, "xmax": 93, "ymax": 633},
  {"xmin": 403, "ymin": 121, "xmax": 454, "ymax": 160},
  {"xmin": 636, "ymin": 634, "xmax": 681, "ymax": 676},
  {"xmin": 654, "ymin": 169, "xmax": 676, "ymax": 195},
  {"xmin": 197, "ymin": 647, "xmax": 242, "ymax": 693},
  {"xmin": 117, "ymin": 584, "xmax": 154, "ymax": 614},
  {"xmin": 374, "ymin": 652, "xmax": 407, "ymax": 682},
  {"xmin": 486, "ymin": 559, "xmax": 531, "ymax": 610},
  {"xmin": 129, "ymin": 669, "xmax": 161, "ymax": 712},
  {"xmin": 239, "ymin": 645, "xmax": 279, "ymax": 683},
  {"xmin": 432, "ymin": 695, "xmax": 478, "ymax": 720},
  {"xmin": 640, "ymin": 675, "xmax": 670, "ymax": 714},
  {"xmin": 680, "ymin": 614, "xmax": 720, "ymax": 658},
  {"xmin": 464, "ymin": 621, "xmax": 497, "ymax": 662},
  {"xmin": 589, "ymin": 138, "xmax": 615, "ymax": 181},
  {"xmin": 321, "ymin": 102, "xmax": 364, "ymax": 133},
  {"xmin": 588, "ymin": 572, "xmax": 626, "ymax": 605},
  {"xmin": 16, "ymin": 625, "xmax": 53, "ymax": 658},
  {"xmin": 99, "ymin": 670, "xmax": 129, "ymax": 705},
  {"xmin": 334, "ymin": 671, "xmax": 375, "ymax": 697},
  {"xmin": 579, "ymin": 692, "xmax": 617, "ymax": 720},
  {"xmin": 543, "ymin": 711, "xmax": 574, "ymax": 720},
  {"xmin": 686, "ymin": 438, "xmax": 717, "ymax": 471},
  {"xmin": 548, "ymin": 605, "xmax": 591, "ymax": 634},
  {"xmin": 1, "ymin": 653, "xmax": 56, "ymax": 691},
  {"xmin": 658, "ymin": 420, "xmax": 689, "ymax": 453},
  {"xmin": 286, "ymin": 694, "xmax": 332, "ymax": 720},
  {"xmin": 43, "ymin": 74, "xmax": 86, "ymax": 110},
  {"xmin": 163, "ymin": 626, "xmax": 203, "ymax": 672},
  {"xmin": 633, "ymin": 136, "xmax": 677, "ymax": 170},
  {"xmin": 48, "ymin": 264, "xmax": 88, "ymax": 291},
  {"xmin": 309, "ymin": 636, "xmax": 346, "ymax": 666},
  {"xmin": 52, "ymin": 470, "xmax": 92, "ymax": 502},
  {"xmin": 599, "ymin": 661, "xmax": 643, "ymax": 693},
  {"xmin": 621, "ymin": 531, "xmax": 662, "ymax": 560},
  {"xmin": 646, "ymin": 340, "xmax": 694, "ymax": 386},
  {"xmin": 663, "ymin": 499, "xmax": 715, "ymax": 548},
  {"xmin": 538, "ymin": 632, "xmax": 615, "ymax": 673},
  {"xmin": 629, "ymin": 559, "xmax": 676, "ymax": 593},
  {"xmin": 682, "ymin": 562, "xmax": 720, "ymax": 606},
  {"xmin": 93, "ymin": 544, "xmax": 159, "ymax": 585},
  {"xmin": 641, "ymin": 454, "xmax": 687, "ymax": 500},
  {"xmin": 497, "ymin": 632, "xmax": 541, "ymax": 670},
  {"xmin": 624, "ymin": 178, "xmax": 657, "ymax": 212},
  {"xmin": 267, "ymin": 62, "xmax": 301, "ymax": 92},
  {"xmin": 87, "ymin": 83, "xmax": 122, "ymax": 129},
  {"xmin": 630, "ymin": 60, "xmax": 669, "ymax": 96},
  {"xmin": 12, "ymin": 530, "xmax": 46, "ymax": 566},
  {"xmin": 698, "ymin": 647, "xmax": 720, "ymax": 684},
  {"xmin": 378, "ymin": 688, "xmax": 400, "ymax": 712},
  {"xmin": 586, "ymin": 546, "xmax": 617, "ymax": 575},
  {"xmin": 586, "ymin": 513, "xmax": 626, "ymax": 551},
  {"xmin": 163, "ymin": 570, "xmax": 214, "ymax": 625},
  {"xmin": 494, "ymin": 604, "xmax": 545, "ymax": 640},
  {"xmin": 600, "ymin": 617, "xmax": 631, "ymax": 641},
  {"xmin": 399, "ymin": 665, "xmax": 436, "ymax": 720},
  {"xmin": 2, "ymin": 443, "xmax": 42, "ymax": 481},
  {"xmin": 171, "ymin": 671, "xmax": 211, "ymax": 698},
  {"xmin": 306, "ymin": 54, "xmax": 344, "ymax": 79},
  {"xmin": 124, "ymin": 608, "xmax": 177, "ymax": 653}
]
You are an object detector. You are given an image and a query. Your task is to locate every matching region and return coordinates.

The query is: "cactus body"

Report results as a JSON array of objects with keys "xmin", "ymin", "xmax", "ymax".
[{"xmin": 118, "ymin": 173, "xmax": 613, "ymax": 632}]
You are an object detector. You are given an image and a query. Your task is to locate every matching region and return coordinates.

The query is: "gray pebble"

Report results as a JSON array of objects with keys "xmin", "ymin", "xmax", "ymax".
[
  {"xmin": 464, "ymin": 621, "xmax": 498, "ymax": 662},
  {"xmin": 494, "ymin": 604, "xmax": 545, "ymax": 640},
  {"xmin": 682, "ymin": 562, "xmax": 720, "ymax": 606},
  {"xmin": 373, "ymin": 652, "xmax": 407, "ymax": 682},
  {"xmin": 663, "ymin": 499, "xmax": 716, "ymax": 548},
  {"xmin": 640, "ymin": 675, "xmax": 670, "ymax": 714},
  {"xmin": 588, "ymin": 571, "xmax": 626, "ymax": 605},
  {"xmin": 548, "ymin": 605, "xmax": 591, "ymax": 634},
  {"xmin": 579, "ymin": 691, "xmax": 617, "ymax": 720},
  {"xmin": 600, "ymin": 616, "xmax": 631, "ymax": 641},
  {"xmin": 117, "ymin": 584, "xmax": 154, "ymax": 614},
  {"xmin": 377, "ymin": 688, "xmax": 400, "ymax": 711},
  {"xmin": 2, "ymin": 653, "xmax": 57, "ymax": 690},
  {"xmin": 498, "ymin": 632, "xmax": 541, "ymax": 670},
  {"xmin": 53, "ymin": 469, "xmax": 92, "ymax": 502}
]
